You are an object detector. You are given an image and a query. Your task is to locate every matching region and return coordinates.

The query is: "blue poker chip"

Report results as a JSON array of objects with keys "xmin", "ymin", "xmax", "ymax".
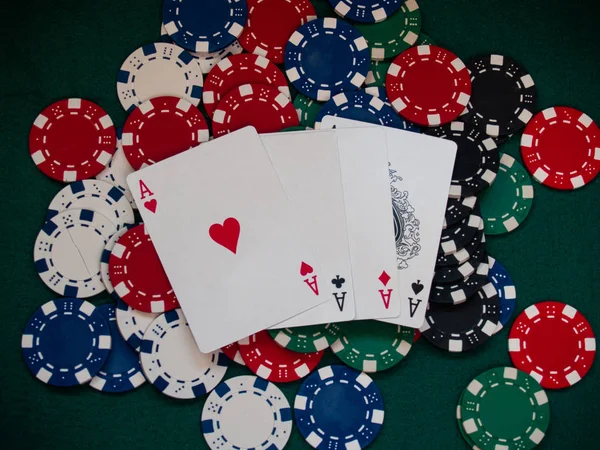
[
  {"xmin": 295, "ymin": 365, "xmax": 384, "ymax": 450},
  {"xmin": 285, "ymin": 18, "xmax": 370, "ymax": 102},
  {"xmin": 315, "ymin": 91, "xmax": 419, "ymax": 131},
  {"xmin": 488, "ymin": 256, "xmax": 517, "ymax": 333},
  {"xmin": 202, "ymin": 375, "xmax": 292, "ymax": 450},
  {"xmin": 89, "ymin": 304, "xmax": 146, "ymax": 393},
  {"xmin": 162, "ymin": 0, "xmax": 247, "ymax": 53},
  {"xmin": 21, "ymin": 298, "xmax": 112, "ymax": 387},
  {"xmin": 328, "ymin": 0, "xmax": 403, "ymax": 24}
]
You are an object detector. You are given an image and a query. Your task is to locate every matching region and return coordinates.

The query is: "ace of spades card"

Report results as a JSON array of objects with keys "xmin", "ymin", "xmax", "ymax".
[
  {"xmin": 127, "ymin": 127, "xmax": 327, "ymax": 353},
  {"xmin": 321, "ymin": 116, "xmax": 457, "ymax": 327}
]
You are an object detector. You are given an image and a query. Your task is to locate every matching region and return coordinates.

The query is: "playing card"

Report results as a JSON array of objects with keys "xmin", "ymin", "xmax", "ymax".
[
  {"xmin": 326, "ymin": 125, "xmax": 401, "ymax": 319},
  {"xmin": 127, "ymin": 127, "xmax": 326, "ymax": 353},
  {"xmin": 261, "ymin": 130, "xmax": 355, "ymax": 327},
  {"xmin": 321, "ymin": 116, "xmax": 457, "ymax": 327}
]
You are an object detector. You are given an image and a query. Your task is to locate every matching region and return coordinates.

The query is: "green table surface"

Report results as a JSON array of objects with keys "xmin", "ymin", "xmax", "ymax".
[{"xmin": 2, "ymin": 0, "xmax": 599, "ymax": 449}]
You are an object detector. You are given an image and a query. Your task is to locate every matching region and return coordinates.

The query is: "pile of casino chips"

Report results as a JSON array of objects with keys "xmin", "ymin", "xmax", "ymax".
[{"xmin": 22, "ymin": 0, "xmax": 599, "ymax": 449}]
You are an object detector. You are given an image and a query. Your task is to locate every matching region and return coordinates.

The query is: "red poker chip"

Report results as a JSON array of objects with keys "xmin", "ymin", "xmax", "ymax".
[
  {"xmin": 238, "ymin": 330, "xmax": 323, "ymax": 383},
  {"xmin": 211, "ymin": 83, "xmax": 299, "ymax": 137},
  {"xmin": 239, "ymin": 0, "xmax": 316, "ymax": 64},
  {"xmin": 121, "ymin": 96, "xmax": 209, "ymax": 170},
  {"xmin": 202, "ymin": 53, "xmax": 291, "ymax": 118},
  {"xmin": 221, "ymin": 342, "xmax": 246, "ymax": 365},
  {"xmin": 108, "ymin": 224, "xmax": 179, "ymax": 313},
  {"xmin": 29, "ymin": 98, "xmax": 116, "ymax": 182},
  {"xmin": 386, "ymin": 45, "xmax": 472, "ymax": 126},
  {"xmin": 520, "ymin": 106, "xmax": 600, "ymax": 190},
  {"xmin": 508, "ymin": 300, "xmax": 596, "ymax": 389}
]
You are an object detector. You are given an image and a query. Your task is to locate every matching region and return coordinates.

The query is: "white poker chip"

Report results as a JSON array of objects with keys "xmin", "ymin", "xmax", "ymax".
[
  {"xmin": 34, "ymin": 209, "xmax": 117, "ymax": 298},
  {"xmin": 115, "ymin": 299, "xmax": 159, "ymax": 352},
  {"xmin": 100, "ymin": 225, "xmax": 134, "ymax": 297},
  {"xmin": 117, "ymin": 42, "xmax": 203, "ymax": 112},
  {"xmin": 95, "ymin": 130, "xmax": 136, "ymax": 208},
  {"xmin": 140, "ymin": 309, "xmax": 228, "ymax": 399},
  {"xmin": 46, "ymin": 179, "xmax": 134, "ymax": 231},
  {"xmin": 201, "ymin": 375, "xmax": 292, "ymax": 450}
]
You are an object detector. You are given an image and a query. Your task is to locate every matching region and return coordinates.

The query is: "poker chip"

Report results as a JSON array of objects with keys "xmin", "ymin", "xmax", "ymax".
[
  {"xmin": 436, "ymin": 221, "xmax": 485, "ymax": 267},
  {"xmin": 509, "ymin": 301, "xmax": 596, "ymax": 389},
  {"xmin": 293, "ymin": 93, "xmax": 323, "ymax": 128},
  {"xmin": 387, "ymin": 45, "xmax": 471, "ymax": 126},
  {"xmin": 21, "ymin": 298, "xmax": 111, "ymax": 386},
  {"xmin": 115, "ymin": 299, "xmax": 159, "ymax": 352},
  {"xmin": 29, "ymin": 98, "xmax": 116, "ymax": 182},
  {"xmin": 203, "ymin": 54, "xmax": 291, "ymax": 118},
  {"xmin": 238, "ymin": 330, "xmax": 323, "ymax": 383},
  {"xmin": 34, "ymin": 209, "xmax": 117, "ymax": 298},
  {"xmin": 444, "ymin": 196, "xmax": 477, "ymax": 229},
  {"xmin": 420, "ymin": 282, "xmax": 500, "ymax": 352},
  {"xmin": 433, "ymin": 240, "xmax": 486, "ymax": 285},
  {"xmin": 479, "ymin": 153, "xmax": 534, "ymax": 235},
  {"xmin": 100, "ymin": 225, "xmax": 134, "ymax": 298},
  {"xmin": 365, "ymin": 60, "xmax": 390, "ymax": 87},
  {"xmin": 212, "ymin": 83, "xmax": 299, "ymax": 137},
  {"xmin": 462, "ymin": 54, "xmax": 537, "ymax": 137},
  {"xmin": 281, "ymin": 125, "xmax": 310, "ymax": 132},
  {"xmin": 202, "ymin": 375, "xmax": 292, "ymax": 450},
  {"xmin": 89, "ymin": 304, "xmax": 146, "ymax": 393},
  {"xmin": 295, "ymin": 365, "xmax": 384, "ymax": 450},
  {"xmin": 355, "ymin": 0, "xmax": 421, "ymax": 60},
  {"xmin": 162, "ymin": 0, "xmax": 247, "ymax": 53},
  {"xmin": 190, "ymin": 41, "xmax": 244, "ymax": 74},
  {"xmin": 329, "ymin": 321, "xmax": 414, "ymax": 372},
  {"xmin": 415, "ymin": 31, "xmax": 435, "ymax": 45},
  {"xmin": 121, "ymin": 96, "xmax": 209, "ymax": 170},
  {"xmin": 315, "ymin": 91, "xmax": 416, "ymax": 131},
  {"xmin": 46, "ymin": 180, "xmax": 135, "ymax": 231},
  {"xmin": 117, "ymin": 43, "xmax": 203, "ymax": 112},
  {"xmin": 108, "ymin": 224, "xmax": 179, "ymax": 313},
  {"xmin": 268, "ymin": 324, "xmax": 338, "ymax": 353},
  {"xmin": 239, "ymin": 0, "xmax": 316, "ymax": 63},
  {"xmin": 330, "ymin": 0, "xmax": 403, "ymax": 23},
  {"xmin": 521, "ymin": 106, "xmax": 600, "ymax": 189},
  {"xmin": 220, "ymin": 342, "xmax": 245, "ymax": 365},
  {"xmin": 487, "ymin": 257, "xmax": 516, "ymax": 334},
  {"xmin": 363, "ymin": 86, "xmax": 390, "ymax": 103},
  {"xmin": 430, "ymin": 258, "xmax": 491, "ymax": 305},
  {"xmin": 140, "ymin": 308, "xmax": 228, "ymax": 399},
  {"xmin": 438, "ymin": 211, "xmax": 482, "ymax": 256},
  {"xmin": 284, "ymin": 18, "xmax": 370, "ymax": 102},
  {"xmin": 459, "ymin": 367, "xmax": 550, "ymax": 449},
  {"xmin": 424, "ymin": 121, "xmax": 499, "ymax": 198},
  {"xmin": 96, "ymin": 129, "xmax": 136, "ymax": 208}
]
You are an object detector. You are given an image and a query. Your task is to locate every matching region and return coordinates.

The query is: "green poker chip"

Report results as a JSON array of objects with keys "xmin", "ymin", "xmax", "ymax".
[
  {"xmin": 355, "ymin": 0, "xmax": 422, "ymax": 61},
  {"xmin": 292, "ymin": 94, "xmax": 323, "ymax": 128},
  {"xmin": 329, "ymin": 320, "xmax": 414, "ymax": 372},
  {"xmin": 479, "ymin": 153, "xmax": 534, "ymax": 235},
  {"xmin": 460, "ymin": 367, "xmax": 551, "ymax": 450},
  {"xmin": 280, "ymin": 125, "xmax": 310, "ymax": 132},
  {"xmin": 268, "ymin": 324, "xmax": 337, "ymax": 353},
  {"xmin": 415, "ymin": 32, "xmax": 436, "ymax": 46},
  {"xmin": 456, "ymin": 389, "xmax": 477, "ymax": 447},
  {"xmin": 365, "ymin": 61, "xmax": 391, "ymax": 87}
]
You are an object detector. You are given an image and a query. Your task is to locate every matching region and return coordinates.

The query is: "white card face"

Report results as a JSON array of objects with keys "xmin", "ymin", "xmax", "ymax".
[
  {"xmin": 321, "ymin": 116, "xmax": 457, "ymax": 327},
  {"xmin": 326, "ymin": 125, "xmax": 401, "ymax": 319},
  {"xmin": 127, "ymin": 127, "xmax": 326, "ymax": 353},
  {"xmin": 261, "ymin": 131, "xmax": 355, "ymax": 327}
]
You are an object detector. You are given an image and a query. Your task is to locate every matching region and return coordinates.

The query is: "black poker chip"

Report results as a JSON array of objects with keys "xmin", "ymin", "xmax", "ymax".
[
  {"xmin": 433, "ymin": 239, "xmax": 487, "ymax": 285},
  {"xmin": 424, "ymin": 121, "xmax": 500, "ymax": 198},
  {"xmin": 444, "ymin": 196, "xmax": 477, "ymax": 229},
  {"xmin": 461, "ymin": 54, "xmax": 537, "ymax": 137},
  {"xmin": 419, "ymin": 282, "xmax": 500, "ymax": 352},
  {"xmin": 430, "ymin": 256, "xmax": 490, "ymax": 305},
  {"xmin": 436, "ymin": 224, "xmax": 485, "ymax": 267},
  {"xmin": 438, "ymin": 209, "xmax": 482, "ymax": 256}
]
